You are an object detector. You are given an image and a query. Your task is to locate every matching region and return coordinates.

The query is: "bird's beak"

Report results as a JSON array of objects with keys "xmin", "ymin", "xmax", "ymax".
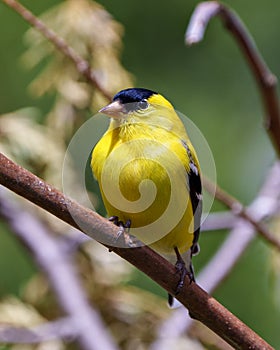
[{"xmin": 99, "ymin": 100, "xmax": 125, "ymax": 118}]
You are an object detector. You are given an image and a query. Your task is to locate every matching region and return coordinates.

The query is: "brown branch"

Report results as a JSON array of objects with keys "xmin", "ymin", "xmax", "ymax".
[
  {"xmin": 1, "ymin": 0, "xmax": 112, "ymax": 102},
  {"xmin": 0, "ymin": 153, "xmax": 274, "ymax": 349},
  {"xmin": 203, "ymin": 176, "xmax": 280, "ymax": 251},
  {"xmin": 186, "ymin": 1, "xmax": 280, "ymax": 157}
]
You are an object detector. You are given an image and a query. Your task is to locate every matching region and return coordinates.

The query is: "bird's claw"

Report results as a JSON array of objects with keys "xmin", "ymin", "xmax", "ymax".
[
  {"xmin": 174, "ymin": 247, "xmax": 195, "ymax": 295},
  {"xmin": 175, "ymin": 259, "xmax": 187, "ymax": 294},
  {"xmin": 109, "ymin": 216, "xmax": 131, "ymax": 232},
  {"xmin": 108, "ymin": 216, "xmax": 132, "ymax": 247}
]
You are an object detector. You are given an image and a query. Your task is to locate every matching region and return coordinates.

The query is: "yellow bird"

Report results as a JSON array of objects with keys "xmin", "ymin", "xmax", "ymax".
[{"xmin": 91, "ymin": 88, "xmax": 202, "ymax": 305}]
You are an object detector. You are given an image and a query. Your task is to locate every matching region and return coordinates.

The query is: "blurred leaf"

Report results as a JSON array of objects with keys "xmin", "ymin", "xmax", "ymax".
[
  {"xmin": 0, "ymin": 296, "xmax": 44, "ymax": 327},
  {"xmin": 0, "ymin": 109, "xmax": 85, "ymax": 232},
  {"xmin": 0, "ymin": 108, "xmax": 64, "ymax": 186},
  {"xmin": 22, "ymin": 0, "xmax": 133, "ymax": 139}
]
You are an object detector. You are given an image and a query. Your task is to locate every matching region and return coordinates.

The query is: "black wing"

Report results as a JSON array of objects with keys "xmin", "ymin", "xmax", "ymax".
[{"xmin": 182, "ymin": 141, "xmax": 202, "ymax": 255}]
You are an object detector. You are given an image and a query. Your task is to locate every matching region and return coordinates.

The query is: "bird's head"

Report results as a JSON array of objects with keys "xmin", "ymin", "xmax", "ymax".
[
  {"xmin": 99, "ymin": 88, "xmax": 174, "ymax": 119},
  {"xmin": 99, "ymin": 88, "xmax": 173, "ymax": 120},
  {"xmin": 99, "ymin": 88, "xmax": 187, "ymax": 138}
]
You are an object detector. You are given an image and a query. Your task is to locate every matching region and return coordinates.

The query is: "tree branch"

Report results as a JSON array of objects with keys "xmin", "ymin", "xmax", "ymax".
[
  {"xmin": 0, "ymin": 187, "xmax": 119, "ymax": 350},
  {"xmin": 186, "ymin": 1, "xmax": 280, "ymax": 157},
  {"xmin": 0, "ymin": 153, "xmax": 274, "ymax": 349},
  {"xmin": 1, "ymin": 0, "xmax": 112, "ymax": 101}
]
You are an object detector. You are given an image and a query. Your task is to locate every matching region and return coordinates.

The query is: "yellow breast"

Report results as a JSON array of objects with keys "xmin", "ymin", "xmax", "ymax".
[{"xmin": 91, "ymin": 123, "xmax": 194, "ymax": 255}]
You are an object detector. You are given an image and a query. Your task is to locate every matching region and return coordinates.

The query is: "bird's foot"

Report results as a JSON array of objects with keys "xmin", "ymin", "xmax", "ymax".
[
  {"xmin": 108, "ymin": 216, "xmax": 132, "ymax": 247},
  {"xmin": 168, "ymin": 248, "xmax": 195, "ymax": 307},
  {"xmin": 174, "ymin": 247, "xmax": 195, "ymax": 293},
  {"xmin": 109, "ymin": 216, "xmax": 131, "ymax": 232}
]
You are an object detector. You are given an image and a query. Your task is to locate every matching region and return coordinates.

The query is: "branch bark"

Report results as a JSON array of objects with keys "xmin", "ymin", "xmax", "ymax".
[
  {"xmin": 186, "ymin": 1, "xmax": 280, "ymax": 157},
  {"xmin": 0, "ymin": 153, "xmax": 274, "ymax": 349}
]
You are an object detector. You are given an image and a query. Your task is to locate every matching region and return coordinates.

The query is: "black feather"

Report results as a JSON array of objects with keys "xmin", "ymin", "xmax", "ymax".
[
  {"xmin": 113, "ymin": 88, "xmax": 157, "ymax": 104},
  {"xmin": 182, "ymin": 141, "xmax": 202, "ymax": 255}
]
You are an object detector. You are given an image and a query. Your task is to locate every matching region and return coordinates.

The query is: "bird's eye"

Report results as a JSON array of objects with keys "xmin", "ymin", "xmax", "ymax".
[{"xmin": 137, "ymin": 100, "xmax": 148, "ymax": 110}]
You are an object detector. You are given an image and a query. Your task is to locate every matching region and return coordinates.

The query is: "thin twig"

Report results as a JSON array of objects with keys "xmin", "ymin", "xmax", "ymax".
[
  {"xmin": 185, "ymin": 1, "xmax": 280, "ymax": 156},
  {"xmin": 200, "ymin": 160, "xmax": 280, "ymax": 294},
  {"xmin": 203, "ymin": 176, "xmax": 280, "ymax": 251},
  {"xmin": 201, "ymin": 211, "xmax": 236, "ymax": 231},
  {"xmin": 0, "ymin": 318, "xmax": 75, "ymax": 343},
  {"xmin": 0, "ymin": 153, "xmax": 274, "ymax": 349},
  {"xmin": 1, "ymin": 0, "xmax": 112, "ymax": 102},
  {"xmin": 0, "ymin": 188, "xmax": 119, "ymax": 350}
]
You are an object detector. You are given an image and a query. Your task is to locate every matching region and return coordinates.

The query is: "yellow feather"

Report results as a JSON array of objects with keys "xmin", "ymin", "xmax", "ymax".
[{"xmin": 91, "ymin": 90, "xmax": 201, "ymax": 260}]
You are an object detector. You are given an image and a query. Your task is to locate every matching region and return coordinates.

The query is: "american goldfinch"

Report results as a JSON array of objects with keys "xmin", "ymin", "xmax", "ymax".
[{"xmin": 91, "ymin": 88, "xmax": 202, "ymax": 305}]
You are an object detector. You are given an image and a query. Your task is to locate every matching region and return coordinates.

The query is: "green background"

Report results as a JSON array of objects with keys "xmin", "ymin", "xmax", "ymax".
[{"xmin": 0, "ymin": 0, "xmax": 279, "ymax": 347}]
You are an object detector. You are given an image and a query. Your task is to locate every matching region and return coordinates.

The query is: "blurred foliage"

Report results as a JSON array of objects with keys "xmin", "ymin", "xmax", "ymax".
[
  {"xmin": 22, "ymin": 0, "xmax": 132, "ymax": 140},
  {"xmin": 0, "ymin": 0, "xmax": 280, "ymax": 348},
  {"xmin": 0, "ymin": 108, "xmax": 65, "ymax": 186}
]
